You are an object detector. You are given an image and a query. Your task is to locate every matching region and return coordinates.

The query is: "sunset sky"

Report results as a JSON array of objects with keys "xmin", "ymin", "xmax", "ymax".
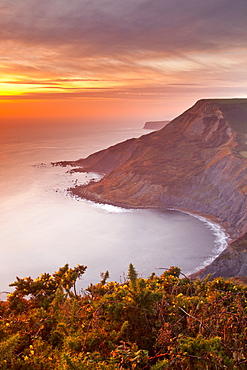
[{"xmin": 0, "ymin": 0, "xmax": 247, "ymax": 126}]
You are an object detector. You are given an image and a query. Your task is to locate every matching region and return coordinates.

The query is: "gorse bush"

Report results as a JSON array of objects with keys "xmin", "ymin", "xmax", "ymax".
[{"xmin": 0, "ymin": 264, "xmax": 247, "ymax": 369}]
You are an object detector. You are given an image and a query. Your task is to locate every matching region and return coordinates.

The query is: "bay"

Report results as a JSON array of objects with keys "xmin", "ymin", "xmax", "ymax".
[{"xmin": 0, "ymin": 121, "xmax": 228, "ymax": 296}]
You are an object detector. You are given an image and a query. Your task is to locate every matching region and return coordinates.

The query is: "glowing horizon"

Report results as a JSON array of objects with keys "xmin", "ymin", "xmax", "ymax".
[{"xmin": 1, "ymin": 0, "xmax": 247, "ymax": 126}]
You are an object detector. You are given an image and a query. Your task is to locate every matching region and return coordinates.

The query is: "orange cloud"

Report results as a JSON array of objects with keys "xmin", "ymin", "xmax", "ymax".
[{"xmin": 0, "ymin": 0, "xmax": 246, "ymax": 124}]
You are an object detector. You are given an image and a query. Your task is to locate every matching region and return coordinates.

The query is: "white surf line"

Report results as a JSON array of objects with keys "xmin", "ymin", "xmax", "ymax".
[
  {"xmin": 169, "ymin": 208, "xmax": 230, "ymax": 273},
  {"xmin": 75, "ymin": 195, "xmax": 133, "ymax": 213},
  {"xmin": 55, "ymin": 168, "xmax": 132, "ymax": 213},
  {"xmin": 61, "ymin": 189, "xmax": 133, "ymax": 213},
  {"xmin": 57, "ymin": 170, "xmax": 230, "ymax": 263},
  {"xmin": 92, "ymin": 202, "xmax": 133, "ymax": 213}
]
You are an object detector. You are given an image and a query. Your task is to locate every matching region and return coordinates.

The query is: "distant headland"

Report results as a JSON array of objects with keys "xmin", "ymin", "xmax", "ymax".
[{"xmin": 143, "ymin": 120, "xmax": 170, "ymax": 130}]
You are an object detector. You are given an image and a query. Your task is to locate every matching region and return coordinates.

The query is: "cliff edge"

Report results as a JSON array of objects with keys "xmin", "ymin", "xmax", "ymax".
[
  {"xmin": 192, "ymin": 232, "xmax": 247, "ymax": 279},
  {"xmin": 56, "ymin": 99, "xmax": 247, "ymax": 277}
]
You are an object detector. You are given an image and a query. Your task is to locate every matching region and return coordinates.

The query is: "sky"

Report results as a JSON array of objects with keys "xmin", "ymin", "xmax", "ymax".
[{"xmin": 0, "ymin": 0, "xmax": 247, "ymax": 126}]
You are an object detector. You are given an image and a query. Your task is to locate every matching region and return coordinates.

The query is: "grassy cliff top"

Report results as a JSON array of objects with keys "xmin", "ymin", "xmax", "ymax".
[{"xmin": 200, "ymin": 99, "xmax": 247, "ymax": 134}]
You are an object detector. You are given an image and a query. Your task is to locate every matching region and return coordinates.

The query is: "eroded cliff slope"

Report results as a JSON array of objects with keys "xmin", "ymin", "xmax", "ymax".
[
  {"xmin": 198, "ymin": 232, "xmax": 247, "ymax": 279},
  {"xmin": 64, "ymin": 99, "xmax": 247, "ymax": 240}
]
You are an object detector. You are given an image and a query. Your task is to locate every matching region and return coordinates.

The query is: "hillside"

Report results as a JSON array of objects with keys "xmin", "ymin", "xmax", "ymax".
[
  {"xmin": 56, "ymin": 99, "xmax": 247, "ymax": 277},
  {"xmin": 198, "ymin": 231, "xmax": 247, "ymax": 279}
]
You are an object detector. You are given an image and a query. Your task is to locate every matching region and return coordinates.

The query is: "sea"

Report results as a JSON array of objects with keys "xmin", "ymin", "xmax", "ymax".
[{"xmin": 0, "ymin": 121, "xmax": 229, "ymax": 296}]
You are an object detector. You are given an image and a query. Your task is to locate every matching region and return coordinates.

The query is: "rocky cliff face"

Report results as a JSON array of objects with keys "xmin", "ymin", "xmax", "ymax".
[
  {"xmin": 57, "ymin": 99, "xmax": 247, "ymax": 277},
  {"xmin": 66, "ymin": 99, "xmax": 247, "ymax": 241},
  {"xmin": 198, "ymin": 232, "xmax": 247, "ymax": 279}
]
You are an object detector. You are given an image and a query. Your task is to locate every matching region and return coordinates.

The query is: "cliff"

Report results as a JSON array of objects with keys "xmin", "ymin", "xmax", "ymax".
[
  {"xmin": 56, "ymin": 99, "xmax": 247, "ymax": 277},
  {"xmin": 196, "ymin": 232, "xmax": 247, "ymax": 279},
  {"xmin": 143, "ymin": 120, "xmax": 170, "ymax": 130}
]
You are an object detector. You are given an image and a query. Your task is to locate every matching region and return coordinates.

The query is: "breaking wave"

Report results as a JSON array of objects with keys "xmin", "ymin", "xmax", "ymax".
[{"xmin": 184, "ymin": 212, "xmax": 230, "ymax": 273}]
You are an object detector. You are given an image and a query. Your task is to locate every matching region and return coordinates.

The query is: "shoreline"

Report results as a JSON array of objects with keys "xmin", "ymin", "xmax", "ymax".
[
  {"xmin": 69, "ymin": 185, "xmax": 232, "ymax": 233},
  {"xmin": 176, "ymin": 210, "xmax": 230, "ymax": 275},
  {"xmin": 67, "ymin": 187, "xmax": 231, "ymax": 276}
]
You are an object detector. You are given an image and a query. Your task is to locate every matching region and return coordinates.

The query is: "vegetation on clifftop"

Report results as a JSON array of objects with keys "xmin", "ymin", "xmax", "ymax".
[{"xmin": 0, "ymin": 263, "xmax": 247, "ymax": 369}]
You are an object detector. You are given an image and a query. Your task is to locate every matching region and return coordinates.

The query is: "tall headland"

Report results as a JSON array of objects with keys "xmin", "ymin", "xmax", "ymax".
[{"xmin": 56, "ymin": 99, "xmax": 247, "ymax": 278}]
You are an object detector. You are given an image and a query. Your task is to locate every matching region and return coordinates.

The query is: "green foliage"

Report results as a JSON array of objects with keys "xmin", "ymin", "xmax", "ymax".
[
  {"xmin": 8, "ymin": 264, "xmax": 87, "ymax": 311},
  {"xmin": 0, "ymin": 264, "xmax": 247, "ymax": 369},
  {"xmin": 128, "ymin": 263, "xmax": 138, "ymax": 284},
  {"xmin": 100, "ymin": 270, "xmax": 109, "ymax": 285},
  {"xmin": 0, "ymin": 333, "xmax": 20, "ymax": 369}
]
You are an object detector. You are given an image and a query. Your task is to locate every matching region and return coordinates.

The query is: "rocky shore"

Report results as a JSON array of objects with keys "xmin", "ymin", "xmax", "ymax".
[{"xmin": 55, "ymin": 99, "xmax": 247, "ymax": 278}]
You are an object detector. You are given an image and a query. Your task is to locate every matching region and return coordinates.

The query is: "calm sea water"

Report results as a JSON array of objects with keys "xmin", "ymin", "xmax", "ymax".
[{"xmin": 0, "ymin": 122, "xmax": 228, "ymax": 295}]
